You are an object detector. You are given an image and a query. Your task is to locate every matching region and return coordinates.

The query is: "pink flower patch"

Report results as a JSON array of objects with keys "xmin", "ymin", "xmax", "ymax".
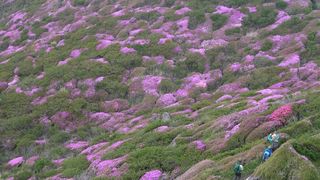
[
  {"xmin": 70, "ymin": 49, "xmax": 81, "ymax": 58},
  {"xmin": 278, "ymin": 54, "xmax": 300, "ymax": 67},
  {"xmin": 175, "ymin": 7, "xmax": 191, "ymax": 15},
  {"xmin": 269, "ymin": 104, "xmax": 293, "ymax": 124},
  {"xmin": 140, "ymin": 170, "xmax": 162, "ymax": 180},
  {"xmin": 65, "ymin": 141, "xmax": 89, "ymax": 150},
  {"xmin": 142, "ymin": 76, "xmax": 163, "ymax": 96},
  {"xmin": 192, "ymin": 140, "xmax": 206, "ymax": 151},
  {"xmin": 7, "ymin": 157, "xmax": 24, "ymax": 167},
  {"xmin": 120, "ymin": 47, "xmax": 136, "ymax": 54},
  {"xmin": 154, "ymin": 126, "xmax": 170, "ymax": 133},
  {"xmin": 248, "ymin": 7, "xmax": 257, "ymax": 13},
  {"xmin": 215, "ymin": 6, "xmax": 233, "ymax": 14}
]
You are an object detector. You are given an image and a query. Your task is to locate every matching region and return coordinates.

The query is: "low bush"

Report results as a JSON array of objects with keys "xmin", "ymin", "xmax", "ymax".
[
  {"xmin": 173, "ymin": 53, "xmax": 205, "ymax": 78},
  {"xmin": 227, "ymin": 0, "xmax": 249, "ymax": 7},
  {"xmin": 188, "ymin": 10, "xmax": 206, "ymax": 29},
  {"xmin": 225, "ymin": 27, "xmax": 241, "ymax": 36},
  {"xmin": 245, "ymin": 66, "xmax": 285, "ymax": 90},
  {"xmin": 261, "ymin": 40, "xmax": 273, "ymax": 51},
  {"xmin": 243, "ymin": 8, "xmax": 277, "ymax": 29},
  {"xmin": 34, "ymin": 158, "xmax": 53, "ymax": 173},
  {"xmin": 211, "ymin": 14, "xmax": 228, "ymax": 31},
  {"xmin": 14, "ymin": 170, "xmax": 32, "ymax": 180},
  {"xmin": 253, "ymin": 57, "xmax": 277, "ymax": 68},
  {"xmin": 164, "ymin": 0, "xmax": 175, "ymax": 7},
  {"xmin": 276, "ymin": 1, "xmax": 288, "ymax": 10},
  {"xmin": 123, "ymin": 146, "xmax": 204, "ymax": 179},
  {"xmin": 96, "ymin": 79, "xmax": 128, "ymax": 99},
  {"xmin": 191, "ymin": 100, "xmax": 211, "ymax": 111},
  {"xmin": 61, "ymin": 155, "xmax": 89, "ymax": 178},
  {"xmin": 159, "ymin": 79, "xmax": 178, "ymax": 94},
  {"xmin": 72, "ymin": 0, "xmax": 88, "ymax": 6},
  {"xmin": 135, "ymin": 12, "xmax": 160, "ymax": 23},
  {"xmin": 301, "ymin": 32, "xmax": 320, "ymax": 65},
  {"xmin": 271, "ymin": 17, "xmax": 308, "ymax": 35}
]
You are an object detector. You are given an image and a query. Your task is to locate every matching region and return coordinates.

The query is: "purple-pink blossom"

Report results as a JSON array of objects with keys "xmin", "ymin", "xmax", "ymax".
[
  {"xmin": 7, "ymin": 157, "xmax": 24, "ymax": 167},
  {"xmin": 192, "ymin": 140, "xmax": 206, "ymax": 151},
  {"xmin": 140, "ymin": 170, "xmax": 162, "ymax": 180}
]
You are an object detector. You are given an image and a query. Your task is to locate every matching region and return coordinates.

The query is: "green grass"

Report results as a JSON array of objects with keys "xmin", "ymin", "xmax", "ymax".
[
  {"xmin": 253, "ymin": 143, "xmax": 320, "ymax": 180},
  {"xmin": 211, "ymin": 14, "xmax": 228, "ymax": 31},
  {"xmin": 61, "ymin": 155, "xmax": 90, "ymax": 178}
]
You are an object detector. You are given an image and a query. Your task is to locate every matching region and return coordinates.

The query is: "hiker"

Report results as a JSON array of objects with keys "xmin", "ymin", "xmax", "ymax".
[
  {"xmin": 267, "ymin": 132, "xmax": 280, "ymax": 151},
  {"xmin": 262, "ymin": 146, "xmax": 273, "ymax": 162},
  {"xmin": 233, "ymin": 160, "xmax": 244, "ymax": 180}
]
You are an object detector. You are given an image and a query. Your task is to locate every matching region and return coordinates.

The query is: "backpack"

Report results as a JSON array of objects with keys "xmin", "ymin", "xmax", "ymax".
[{"xmin": 233, "ymin": 163, "xmax": 241, "ymax": 174}]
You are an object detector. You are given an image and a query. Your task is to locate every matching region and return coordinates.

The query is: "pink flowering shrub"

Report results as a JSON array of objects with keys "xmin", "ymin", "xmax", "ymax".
[
  {"xmin": 269, "ymin": 104, "xmax": 293, "ymax": 124},
  {"xmin": 140, "ymin": 170, "xmax": 162, "ymax": 180},
  {"xmin": 192, "ymin": 140, "xmax": 206, "ymax": 151},
  {"xmin": 7, "ymin": 157, "xmax": 24, "ymax": 167}
]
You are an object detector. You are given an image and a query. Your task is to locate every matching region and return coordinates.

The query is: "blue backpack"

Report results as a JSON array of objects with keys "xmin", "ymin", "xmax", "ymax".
[{"xmin": 263, "ymin": 148, "xmax": 272, "ymax": 161}]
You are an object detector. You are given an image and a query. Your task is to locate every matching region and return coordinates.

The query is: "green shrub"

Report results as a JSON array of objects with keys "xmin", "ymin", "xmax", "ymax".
[
  {"xmin": 164, "ymin": 0, "xmax": 175, "ymax": 7},
  {"xmin": 96, "ymin": 79, "xmax": 128, "ymax": 99},
  {"xmin": 227, "ymin": 0, "xmax": 249, "ymax": 7},
  {"xmin": 62, "ymin": 155, "xmax": 89, "ymax": 178},
  {"xmin": 225, "ymin": 27, "xmax": 241, "ymax": 36},
  {"xmin": 123, "ymin": 146, "xmax": 204, "ymax": 179},
  {"xmin": 14, "ymin": 170, "xmax": 32, "ymax": 180},
  {"xmin": 188, "ymin": 10, "xmax": 206, "ymax": 29},
  {"xmin": 276, "ymin": 1, "xmax": 288, "ymax": 10},
  {"xmin": 253, "ymin": 143, "xmax": 320, "ymax": 179},
  {"xmin": 0, "ymin": 92, "xmax": 31, "ymax": 118},
  {"xmin": 34, "ymin": 158, "xmax": 53, "ymax": 173},
  {"xmin": 164, "ymin": 10, "xmax": 181, "ymax": 22},
  {"xmin": 293, "ymin": 93, "xmax": 320, "ymax": 119},
  {"xmin": 159, "ymin": 79, "xmax": 178, "ymax": 94},
  {"xmin": 261, "ymin": 40, "xmax": 273, "ymax": 51},
  {"xmin": 135, "ymin": 12, "xmax": 160, "ymax": 23},
  {"xmin": 243, "ymin": 8, "xmax": 277, "ymax": 28},
  {"xmin": 301, "ymin": 32, "xmax": 320, "ymax": 64},
  {"xmin": 55, "ymin": 8, "xmax": 75, "ymax": 25},
  {"xmin": 0, "ymin": 38, "xmax": 10, "ymax": 51},
  {"xmin": 211, "ymin": 14, "xmax": 228, "ymax": 31},
  {"xmin": 50, "ymin": 131, "xmax": 70, "ymax": 144},
  {"xmin": 271, "ymin": 17, "xmax": 308, "ymax": 35},
  {"xmin": 240, "ymin": 91, "xmax": 257, "ymax": 98},
  {"xmin": 293, "ymin": 139, "xmax": 320, "ymax": 163},
  {"xmin": 280, "ymin": 120, "xmax": 312, "ymax": 138},
  {"xmin": 72, "ymin": 0, "xmax": 87, "ymax": 6},
  {"xmin": 245, "ymin": 66, "xmax": 285, "ymax": 90},
  {"xmin": 38, "ymin": 169, "xmax": 60, "ymax": 179},
  {"xmin": 253, "ymin": 57, "xmax": 277, "ymax": 68},
  {"xmin": 191, "ymin": 100, "xmax": 211, "ymax": 111},
  {"xmin": 173, "ymin": 53, "xmax": 205, "ymax": 78}
]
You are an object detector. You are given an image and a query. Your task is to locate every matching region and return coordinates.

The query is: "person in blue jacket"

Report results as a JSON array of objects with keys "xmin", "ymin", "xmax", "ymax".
[{"xmin": 262, "ymin": 146, "xmax": 273, "ymax": 161}]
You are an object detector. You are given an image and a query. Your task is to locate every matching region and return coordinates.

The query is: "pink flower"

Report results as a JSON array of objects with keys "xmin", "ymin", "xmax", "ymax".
[
  {"xmin": 175, "ymin": 7, "xmax": 191, "ymax": 15},
  {"xmin": 70, "ymin": 49, "xmax": 81, "ymax": 58},
  {"xmin": 192, "ymin": 140, "xmax": 206, "ymax": 151},
  {"xmin": 269, "ymin": 104, "xmax": 293, "ymax": 123},
  {"xmin": 7, "ymin": 157, "xmax": 24, "ymax": 167},
  {"xmin": 157, "ymin": 93, "xmax": 177, "ymax": 106},
  {"xmin": 154, "ymin": 126, "xmax": 170, "ymax": 133},
  {"xmin": 120, "ymin": 47, "xmax": 136, "ymax": 54},
  {"xmin": 65, "ymin": 141, "xmax": 89, "ymax": 150},
  {"xmin": 140, "ymin": 170, "xmax": 162, "ymax": 180}
]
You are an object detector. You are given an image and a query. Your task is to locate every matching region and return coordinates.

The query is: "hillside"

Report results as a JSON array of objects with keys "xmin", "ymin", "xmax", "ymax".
[{"xmin": 0, "ymin": 0, "xmax": 320, "ymax": 179}]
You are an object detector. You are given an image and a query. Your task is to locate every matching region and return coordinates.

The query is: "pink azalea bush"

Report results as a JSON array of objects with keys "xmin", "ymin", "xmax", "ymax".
[
  {"xmin": 7, "ymin": 157, "xmax": 24, "ymax": 167},
  {"xmin": 140, "ymin": 170, "xmax": 162, "ymax": 180},
  {"xmin": 269, "ymin": 104, "xmax": 293, "ymax": 124},
  {"xmin": 192, "ymin": 140, "xmax": 206, "ymax": 151},
  {"xmin": 65, "ymin": 141, "xmax": 89, "ymax": 150}
]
